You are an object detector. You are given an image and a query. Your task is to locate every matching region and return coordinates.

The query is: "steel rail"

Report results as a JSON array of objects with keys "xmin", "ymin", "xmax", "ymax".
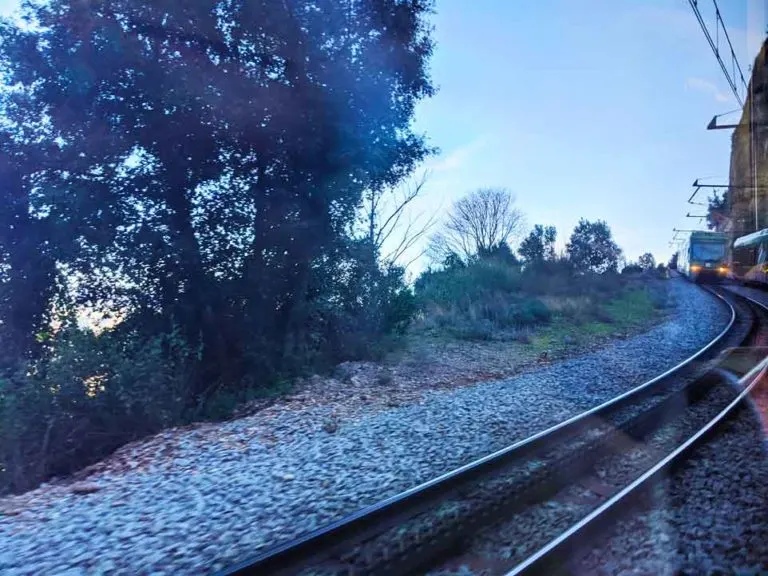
[
  {"xmin": 504, "ymin": 289, "xmax": 768, "ymax": 576},
  {"xmin": 220, "ymin": 287, "xmax": 737, "ymax": 576}
]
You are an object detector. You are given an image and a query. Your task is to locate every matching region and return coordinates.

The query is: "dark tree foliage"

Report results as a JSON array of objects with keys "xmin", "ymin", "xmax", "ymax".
[
  {"xmin": 669, "ymin": 252, "xmax": 679, "ymax": 270},
  {"xmin": 441, "ymin": 253, "xmax": 466, "ymax": 270},
  {"xmin": 0, "ymin": 0, "xmax": 434, "ymax": 390},
  {"xmin": 478, "ymin": 241, "xmax": 521, "ymax": 266},
  {"xmin": 519, "ymin": 224, "xmax": 556, "ymax": 265},
  {"xmin": 707, "ymin": 190, "xmax": 728, "ymax": 231},
  {"xmin": 637, "ymin": 252, "xmax": 655, "ymax": 271},
  {"xmin": 0, "ymin": 0, "xmax": 435, "ymax": 491},
  {"xmin": 0, "ymin": 132, "xmax": 60, "ymax": 370},
  {"xmin": 621, "ymin": 263, "xmax": 644, "ymax": 275},
  {"xmin": 566, "ymin": 219, "xmax": 622, "ymax": 274}
]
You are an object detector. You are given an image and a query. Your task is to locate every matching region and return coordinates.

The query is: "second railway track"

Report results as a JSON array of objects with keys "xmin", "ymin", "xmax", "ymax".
[{"xmin": 221, "ymin": 284, "xmax": 768, "ymax": 576}]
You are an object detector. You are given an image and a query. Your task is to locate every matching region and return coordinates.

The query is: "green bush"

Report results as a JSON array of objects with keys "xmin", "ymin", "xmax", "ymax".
[
  {"xmin": 0, "ymin": 237, "xmax": 421, "ymax": 494},
  {"xmin": 519, "ymin": 259, "xmax": 575, "ymax": 295},
  {"xmin": 415, "ymin": 256, "xmax": 642, "ymax": 340},
  {"xmin": 321, "ymin": 252, "xmax": 417, "ymax": 362},
  {"xmin": 622, "ymin": 264, "xmax": 644, "ymax": 275},
  {"xmin": 592, "ymin": 306, "xmax": 616, "ymax": 324},
  {"xmin": 0, "ymin": 323, "xmax": 193, "ymax": 494},
  {"xmin": 416, "ymin": 259, "xmax": 523, "ymax": 305},
  {"xmin": 512, "ymin": 299, "xmax": 552, "ymax": 324},
  {"xmin": 415, "ymin": 259, "xmax": 551, "ymax": 339},
  {"xmin": 450, "ymin": 318, "xmax": 495, "ymax": 341}
]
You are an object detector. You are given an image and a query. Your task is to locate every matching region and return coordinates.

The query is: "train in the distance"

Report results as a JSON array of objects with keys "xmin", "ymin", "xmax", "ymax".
[
  {"xmin": 678, "ymin": 227, "xmax": 768, "ymax": 285},
  {"xmin": 678, "ymin": 230, "xmax": 730, "ymax": 282}
]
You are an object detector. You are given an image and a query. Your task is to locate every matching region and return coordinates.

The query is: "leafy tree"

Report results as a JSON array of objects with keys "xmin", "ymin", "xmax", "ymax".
[
  {"xmin": 0, "ymin": 0, "xmax": 436, "ymax": 398},
  {"xmin": 479, "ymin": 241, "xmax": 521, "ymax": 266},
  {"xmin": 621, "ymin": 263, "xmax": 644, "ymax": 275},
  {"xmin": 428, "ymin": 188, "xmax": 525, "ymax": 263},
  {"xmin": 519, "ymin": 225, "xmax": 557, "ymax": 265},
  {"xmin": 566, "ymin": 219, "xmax": 622, "ymax": 273},
  {"xmin": 707, "ymin": 190, "xmax": 729, "ymax": 231},
  {"xmin": 0, "ymin": 132, "xmax": 61, "ymax": 371},
  {"xmin": 442, "ymin": 253, "xmax": 466, "ymax": 270},
  {"xmin": 669, "ymin": 252, "xmax": 679, "ymax": 270},
  {"xmin": 0, "ymin": 0, "xmax": 436, "ymax": 491},
  {"xmin": 638, "ymin": 252, "xmax": 656, "ymax": 271}
]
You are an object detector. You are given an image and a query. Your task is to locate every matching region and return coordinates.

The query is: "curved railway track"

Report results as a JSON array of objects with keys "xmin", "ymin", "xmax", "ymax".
[
  {"xmin": 499, "ymin": 286, "xmax": 768, "ymax": 576},
  {"xmin": 220, "ymin": 285, "xmax": 768, "ymax": 576}
]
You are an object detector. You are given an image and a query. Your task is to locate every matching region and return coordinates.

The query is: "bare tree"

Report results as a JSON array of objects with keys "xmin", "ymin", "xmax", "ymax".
[
  {"xmin": 428, "ymin": 187, "xmax": 526, "ymax": 263},
  {"xmin": 361, "ymin": 170, "xmax": 438, "ymax": 267}
]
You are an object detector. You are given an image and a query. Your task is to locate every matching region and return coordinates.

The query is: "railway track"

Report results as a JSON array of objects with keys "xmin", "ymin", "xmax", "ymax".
[
  {"xmin": 493, "ymin": 287, "xmax": 768, "ymax": 576},
  {"xmin": 220, "ymin": 285, "xmax": 768, "ymax": 576}
]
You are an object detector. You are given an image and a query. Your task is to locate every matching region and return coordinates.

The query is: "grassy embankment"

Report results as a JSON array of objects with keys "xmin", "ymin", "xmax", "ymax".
[
  {"xmin": 529, "ymin": 285, "xmax": 668, "ymax": 358},
  {"xmin": 411, "ymin": 259, "xmax": 670, "ymax": 365}
]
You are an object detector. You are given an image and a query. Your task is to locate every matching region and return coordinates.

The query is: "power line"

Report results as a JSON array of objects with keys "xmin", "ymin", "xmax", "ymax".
[{"xmin": 687, "ymin": 0, "xmax": 748, "ymax": 106}]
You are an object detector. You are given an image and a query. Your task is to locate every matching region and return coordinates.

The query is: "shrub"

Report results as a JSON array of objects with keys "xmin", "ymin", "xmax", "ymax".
[
  {"xmin": 592, "ymin": 306, "xmax": 616, "ymax": 324},
  {"xmin": 322, "ymin": 254, "xmax": 417, "ymax": 363},
  {"xmin": 512, "ymin": 299, "xmax": 552, "ymax": 324},
  {"xmin": 648, "ymin": 284, "xmax": 672, "ymax": 309},
  {"xmin": 0, "ymin": 323, "xmax": 193, "ymax": 493},
  {"xmin": 451, "ymin": 318, "xmax": 495, "ymax": 341},
  {"xmin": 539, "ymin": 295, "xmax": 592, "ymax": 316},
  {"xmin": 622, "ymin": 263, "xmax": 644, "ymax": 275},
  {"xmin": 520, "ymin": 259, "xmax": 575, "ymax": 295},
  {"xmin": 416, "ymin": 259, "xmax": 523, "ymax": 305},
  {"xmin": 415, "ymin": 259, "xmax": 551, "ymax": 339},
  {"xmin": 415, "ymin": 254, "xmax": 641, "ymax": 340},
  {"xmin": 416, "ymin": 238, "xmax": 666, "ymax": 347}
]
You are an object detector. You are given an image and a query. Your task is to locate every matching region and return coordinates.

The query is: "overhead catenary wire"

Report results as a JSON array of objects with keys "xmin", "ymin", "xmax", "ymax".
[
  {"xmin": 687, "ymin": 0, "xmax": 748, "ymax": 106},
  {"xmin": 687, "ymin": 0, "xmax": 761, "ymax": 232}
]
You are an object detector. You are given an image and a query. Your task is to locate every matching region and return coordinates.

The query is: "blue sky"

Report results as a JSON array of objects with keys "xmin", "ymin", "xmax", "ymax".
[
  {"xmin": 0, "ymin": 0, "xmax": 763, "ymax": 271},
  {"xmin": 407, "ymin": 0, "xmax": 766, "ymax": 271}
]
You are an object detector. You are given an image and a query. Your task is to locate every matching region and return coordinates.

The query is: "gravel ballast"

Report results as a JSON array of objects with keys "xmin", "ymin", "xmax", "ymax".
[
  {"xmin": 430, "ymin": 373, "xmax": 741, "ymax": 575},
  {"xmin": 0, "ymin": 278, "xmax": 730, "ymax": 575},
  {"xmin": 573, "ymin": 386, "xmax": 768, "ymax": 575}
]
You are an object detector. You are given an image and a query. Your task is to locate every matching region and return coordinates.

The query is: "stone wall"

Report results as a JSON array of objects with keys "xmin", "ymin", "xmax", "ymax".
[{"xmin": 728, "ymin": 39, "xmax": 768, "ymax": 240}]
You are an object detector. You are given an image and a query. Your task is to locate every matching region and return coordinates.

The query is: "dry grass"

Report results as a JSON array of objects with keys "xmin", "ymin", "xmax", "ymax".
[{"xmin": 538, "ymin": 295, "xmax": 592, "ymax": 316}]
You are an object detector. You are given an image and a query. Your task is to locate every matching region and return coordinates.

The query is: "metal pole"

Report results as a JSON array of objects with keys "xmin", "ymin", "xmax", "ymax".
[{"xmin": 751, "ymin": 70, "xmax": 759, "ymax": 231}]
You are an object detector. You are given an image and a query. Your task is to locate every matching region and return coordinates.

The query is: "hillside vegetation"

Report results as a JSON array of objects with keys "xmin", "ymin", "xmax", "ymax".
[
  {"xmin": 0, "ymin": 1, "xmax": 665, "ymax": 494},
  {"xmin": 415, "ymin": 257, "xmax": 668, "ymax": 346}
]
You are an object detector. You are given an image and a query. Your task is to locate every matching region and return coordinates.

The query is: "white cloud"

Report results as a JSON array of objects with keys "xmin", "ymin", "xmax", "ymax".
[{"xmin": 685, "ymin": 76, "xmax": 733, "ymax": 103}]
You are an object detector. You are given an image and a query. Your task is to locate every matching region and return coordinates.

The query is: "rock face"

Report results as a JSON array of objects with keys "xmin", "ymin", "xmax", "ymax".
[{"xmin": 727, "ymin": 39, "xmax": 768, "ymax": 240}]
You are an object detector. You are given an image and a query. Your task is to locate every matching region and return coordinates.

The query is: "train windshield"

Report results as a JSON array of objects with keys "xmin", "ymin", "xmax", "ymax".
[
  {"xmin": 3, "ymin": 1, "xmax": 768, "ymax": 575},
  {"xmin": 691, "ymin": 243, "xmax": 726, "ymax": 262}
]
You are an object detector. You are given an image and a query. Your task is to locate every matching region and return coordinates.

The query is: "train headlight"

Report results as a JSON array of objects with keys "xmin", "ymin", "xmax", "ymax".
[
  {"xmin": 718, "ymin": 266, "xmax": 729, "ymax": 274},
  {"xmin": 691, "ymin": 264, "xmax": 702, "ymax": 272}
]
